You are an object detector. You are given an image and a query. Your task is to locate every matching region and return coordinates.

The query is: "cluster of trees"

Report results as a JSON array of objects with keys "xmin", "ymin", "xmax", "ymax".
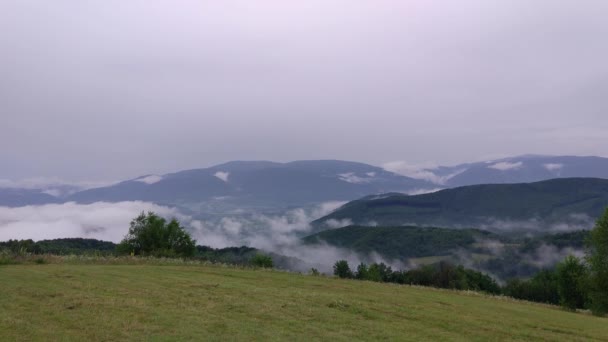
[
  {"xmin": 502, "ymin": 256, "xmax": 589, "ymax": 311},
  {"xmin": 116, "ymin": 212, "xmax": 197, "ymax": 257},
  {"xmin": 333, "ymin": 208, "xmax": 608, "ymax": 316},
  {"xmin": 196, "ymin": 245, "xmax": 258, "ymax": 265},
  {"xmin": 0, "ymin": 238, "xmax": 115, "ymax": 255},
  {"xmin": 528, "ymin": 208, "xmax": 608, "ymax": 316},
  {"xmin": 116, "ymin": 212, "xmax": 273, "ymax": 267},
  {"xmin": 333, "ymin": 260, "xmax": 501, "ymax": 295}
]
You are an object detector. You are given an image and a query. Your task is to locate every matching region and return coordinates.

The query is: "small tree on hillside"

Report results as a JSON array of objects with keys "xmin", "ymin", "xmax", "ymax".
[
  {"xmin": 355, "ymin": 263, "xmax": 369, "ymax": 280},
  {"xmin": 333, "ymin": 260, "xmax": 353, "ymax": 279},
  {"xmin": 117, "ymin": 212, "xmax": 196, "ymax": 258},
  {"xmin": 587, "ymin": 207, "xmax": 608, "ymax": 315},
  {"xmin": 556, "ymin": 255, "xmax": 588, "ymax": 311}
]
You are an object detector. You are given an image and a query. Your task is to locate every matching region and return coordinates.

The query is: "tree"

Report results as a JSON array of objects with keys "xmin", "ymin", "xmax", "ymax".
[
  {"xmin": 355, "ymin": 263, "xmax": 369, "ymax": 280},
  {"xmin": 333, "ymin": 260, "xmax": 353, "ymax": 279},
  {"xmin": 587, "ymin": 207, "xmax": 608, "ymax": 315},
  {"xmin": 556, "ymin": 255, "xmax": 588, "ymax": 310},
  {"xmin": 368, "ymin": 262, "xmax": 393, "ymax": 282},
  {"xmin": 117, "ymin": 212, "xmax": 196, "ymax": 257}
]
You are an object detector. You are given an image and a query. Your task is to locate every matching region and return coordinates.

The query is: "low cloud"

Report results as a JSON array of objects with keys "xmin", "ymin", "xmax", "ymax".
[
  {"xmin": 454, "ymin": 238, "xmax": 586, "ymax": 283},
  {"xmin": 0, "ymin": 199, "xmax": 356, "ymax": 273},
  {"xmin": 543, "ymin": 163, "xmax": 564, "ymax": 172},
  {"xmin": 214, "ymin": 171, "xmax": 230, "ymax": 182},
  {"xmin": 0, "ymin": 178, "xmax": 116, "ymax": 196},
  {"xmin": 529, "ymin": 244, "xmax": 585, "ymax": 268},
  {"xmin": 338, "ymin": 172, "xmax": 371, "ymax": 184},
  {"xmin": 0, "ymin": 201, "xmax": 185, "ymax": 243},
  {"xmin": 187, "ymin": 200, "xmax": 403, "ymax": 272},
  {"xmin": 382, "ymin": 161, "xmax": 465, "ymax": 185},
  {"xmin": 134, "ymin": 175, "xmax": 163, "ymax": 184},
  {"xmin": 324, "ymin": 218, "xmax": 354, "ymax": 229},
  {"xmin": 480, "ymin": 213, "xmax": 594, "ymax": 232},
  {"xmin": 189, "ymin": 201, "xmax": 347, "ymax": 250},
  {"xmin": 487, "ymin": 161, "xmax": 523, "ymax": 171},
  {"xmin": 406, "ymin": 188, "xmax": 443, "ymax": 196}
]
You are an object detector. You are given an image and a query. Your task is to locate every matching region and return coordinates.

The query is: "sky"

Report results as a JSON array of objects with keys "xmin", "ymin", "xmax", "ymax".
[{"xmin": 1, "ymin": 0, "xmax": 608, "ymax": 182}]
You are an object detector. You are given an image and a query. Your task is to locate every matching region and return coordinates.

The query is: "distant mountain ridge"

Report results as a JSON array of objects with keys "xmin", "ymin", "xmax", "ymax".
[
  {"xmin": 413, "ymin": 155, "xmax": 608, "ymax": 187},
  {"xmin": 65, "ymin": 160, "xmax": 429, "ymax": 209},
  {"xmin": 3, "ymin": 155, "xmax": 608, "ymax": 210},
  {"xmin": 0, "ymin": 188, "xmax": 60, "ymax": 207},
  {"xmin": 313, "ymin": 178, "xmax": 608, "ymax": 232}
]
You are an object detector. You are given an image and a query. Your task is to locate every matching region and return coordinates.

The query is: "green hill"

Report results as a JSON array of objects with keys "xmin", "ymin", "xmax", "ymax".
[
  {"xmin": 313, "ymin": 178, "xmax": 608, "ymax": 230},
  {"xmin": 2, "ymin": 263, "xmax": 608, "ymax": 340},
  {"xmin": 302, "ymin": 226, "xmax": 590, "ymax": 279},
  {"xmin": 303, "ymin": 226, "xmax": 499, "ymax": 260}
]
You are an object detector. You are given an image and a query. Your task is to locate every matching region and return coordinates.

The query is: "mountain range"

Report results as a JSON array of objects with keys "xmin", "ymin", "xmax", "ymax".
[
  {"xmin": 414, "ymin": 155, "xmax": 608, "ymax": 187},
  {"xmin": 2, "ymin": 155, "xmax": 608, "ymax": 212}
]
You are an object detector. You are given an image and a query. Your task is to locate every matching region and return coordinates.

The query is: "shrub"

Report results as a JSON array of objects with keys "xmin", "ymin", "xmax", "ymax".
[{"xmin": 251, "ymin": 254, "xmax": 273, "ymax": 268}]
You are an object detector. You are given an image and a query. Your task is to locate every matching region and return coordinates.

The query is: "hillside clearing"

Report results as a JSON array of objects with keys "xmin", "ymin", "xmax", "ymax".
[{"xmin": 1, "ymin": 264, "xmax": 607, "ymax": 341}]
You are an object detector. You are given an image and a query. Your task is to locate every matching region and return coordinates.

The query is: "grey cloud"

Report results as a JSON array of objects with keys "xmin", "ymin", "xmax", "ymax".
[
  {"xmin": 0, "ymin": 199, "xmax": 397, "ymax": 273},
  {"xmin": 0, "ymin": 201, "xmax": 186, "ymax": 242},
  {"xmin": 479, "ymin": 214, "xmax": 595, "ymax": 233},
  {"xmin": 1, "ymin": 1, "xmax": 608, "ymax": 181}
]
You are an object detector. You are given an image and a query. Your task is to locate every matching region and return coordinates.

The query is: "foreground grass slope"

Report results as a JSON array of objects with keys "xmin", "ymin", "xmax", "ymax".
[{"xmin": 1, "ymin": 264, "xmax": 607, "ymax": 341}]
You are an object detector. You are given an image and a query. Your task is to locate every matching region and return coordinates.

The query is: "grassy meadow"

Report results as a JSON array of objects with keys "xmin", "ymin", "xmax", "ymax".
[{"xmin": 1, "ymin": 262, "xmax": 607, "ymax": 341}]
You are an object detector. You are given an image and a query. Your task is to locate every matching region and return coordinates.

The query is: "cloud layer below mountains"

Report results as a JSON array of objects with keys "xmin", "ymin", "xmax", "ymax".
[
  {"xmin": 0, "ymin": 202, "xmax": 183, "ymax": 242},
  {"xmin": 0, "ymin": 200, "xmax": 406, "ymax": 273}
]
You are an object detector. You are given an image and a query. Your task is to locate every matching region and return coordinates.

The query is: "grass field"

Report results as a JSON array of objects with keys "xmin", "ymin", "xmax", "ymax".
[{"xmin": 1, "ymin": 263, "xmax": 607, "ymax": 341}]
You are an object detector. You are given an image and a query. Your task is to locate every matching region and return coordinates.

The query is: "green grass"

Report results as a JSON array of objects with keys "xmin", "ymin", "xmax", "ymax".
[{"xmin": 1, "ymin": 263, "xmax": 607, "ymax": 341}]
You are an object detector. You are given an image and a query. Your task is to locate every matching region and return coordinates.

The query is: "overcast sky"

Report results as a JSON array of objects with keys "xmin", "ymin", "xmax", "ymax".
[{"xmin": 1, "ymin": 0, "xmax": 607, "ymax": 182}]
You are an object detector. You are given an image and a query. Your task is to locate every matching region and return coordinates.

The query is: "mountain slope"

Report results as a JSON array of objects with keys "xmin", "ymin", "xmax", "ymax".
[
  {"xmin": 429, "ymin": 155, "xmax": 608, "ymax": 187},
  {"xmin": 0, "ymin": 189, "xmax": 60, "ymax": 207},
  {"xmin": 303, "ymin": 226, "xmax": 499, "ymax": 260},
  {"xmin": 67, "ymin": 160, "xmax": 431, "ymax": 208},
  {"xmin": 313, "ymin": 178, "xmax": 608, "ymax": 231}
]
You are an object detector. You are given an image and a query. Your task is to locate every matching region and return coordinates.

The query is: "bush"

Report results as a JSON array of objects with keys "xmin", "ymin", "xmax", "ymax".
[
  {"xmin": 34, "ymin": 257, "xmax": 47, "ymax": 265},
  {"xmin": 251, "ymin": 254, "xmax": 273, "ymax": 268},
  {"xmin": 504, "ymin": 270, "xmax": 559, "ymax": 305}
]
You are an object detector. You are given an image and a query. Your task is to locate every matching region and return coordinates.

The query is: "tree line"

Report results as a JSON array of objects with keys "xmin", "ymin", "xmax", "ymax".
[{"xmin": 333, "ymin": 259, "xmax": 501, "ymax": 294}]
